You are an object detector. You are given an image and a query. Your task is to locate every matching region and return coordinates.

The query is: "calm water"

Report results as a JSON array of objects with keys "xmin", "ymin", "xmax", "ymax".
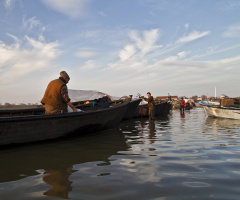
[{"xmin": 1, "ymin": 108, "xmax": 240, "ymax": 200}]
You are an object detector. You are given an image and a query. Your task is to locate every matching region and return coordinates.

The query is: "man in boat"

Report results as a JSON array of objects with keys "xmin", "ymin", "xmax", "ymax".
[
  {"xmin": 180, "ymin": 97, "xmax": 186, "ymax": 112},
  {"xmin": 146, "ymin": 92, "xmax": 155, "ymax": 120},
  {"xmin": 41, "ymin": 71, "xmax": 77, "ymax": 114}
]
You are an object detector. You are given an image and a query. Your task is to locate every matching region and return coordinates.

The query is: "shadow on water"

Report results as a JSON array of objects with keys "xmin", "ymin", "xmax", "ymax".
[{"xmin": 0, "ymin": 129, "xmax": 129, "ymax": 199}]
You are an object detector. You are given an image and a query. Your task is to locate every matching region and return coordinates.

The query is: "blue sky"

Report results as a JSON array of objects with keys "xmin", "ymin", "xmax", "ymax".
[{"xmin": 1, "ymin": 0, "xmax": 240, "ymax": 104}]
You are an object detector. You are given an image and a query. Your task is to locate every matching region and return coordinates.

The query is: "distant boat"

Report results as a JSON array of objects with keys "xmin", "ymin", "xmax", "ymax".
[
  {"xmin": 200, "ymin": 101, "xmax": 240, "ymax": 120},
  {"xmin": 0, "ymin": 99, "xmax": 130, "ymax": 146}
]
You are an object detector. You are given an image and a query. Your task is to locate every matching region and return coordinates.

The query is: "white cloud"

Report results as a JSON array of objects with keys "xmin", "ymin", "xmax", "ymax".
[
  {"xmin": 41, "ymin": 0, "xmax": 92, "ymax": 18},
  {"xmin": 129, "ymin": 29, "xmax": 160, "ymax": 55},
  {"xmin": 76, "ymin": 60, "xmax": 99, "ymax": 73},
  {"xmin": 0, "ymin": 35, "xmax": 61, "ymax": 85},
  {"xmin": 222, "ymin": 25, "xmax": 240, "ymax": 38},
  {"xmin": 119, "ymin": 45, "xmax": 136, "ymax": 61},
  {"xmin": 4, "ymin": 0, "xmax": 16, "ymax": 9},
  {"xmin": 75, "ymin": 51, "xmax": 98, "ymax": 58},
  {"xmin": 22, "ymin": 16, "xmax": 42, "ymax": 30},
  {"xmin": 164, "ymin": 51, "xmax": 188, "ymax": 62},
  {"xmin": 177, "ymin": 30, "xmax": 210, "ymax": 43}
]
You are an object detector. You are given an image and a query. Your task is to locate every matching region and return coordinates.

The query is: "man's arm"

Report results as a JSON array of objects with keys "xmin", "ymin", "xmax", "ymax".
[
  {"xmin": 61, "ymin": 85, "xmax": 77, "ymax": 112},
  {"xmin": 67, "ymin": 101, "xmax": 77, "ymax": 112}
]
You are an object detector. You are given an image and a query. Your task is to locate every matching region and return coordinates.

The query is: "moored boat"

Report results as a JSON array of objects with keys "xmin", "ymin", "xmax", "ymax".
[
  {"xmin": 72, "ymin": 97, "xmax": 142, "ymax": 120},
  {"xmin": 134, "ymin": 101, "xmax": 171, "ymax": 117},
  {"xmin": 123, "ymin": 98, "xmax": 142, "ymax": 119},
  {"xmin": 200, "ymin": 101, "xmax": 240, "ymax": 120},
  {"xmin": 0, "ymin": 99, "xmax": 130, "ymax": 146}
]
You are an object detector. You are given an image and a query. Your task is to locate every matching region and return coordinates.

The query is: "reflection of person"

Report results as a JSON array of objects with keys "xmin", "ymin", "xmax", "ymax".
[
  {"xmin": 147, "ymin": 92, "xmax": 155, "ymax": 120},
  {"xmin": 41, "ymin": 71, "xmax": 77, "ymax": 114},
  {"xmin": 148, "ymin": 120, "xmax": 155, "ymax": 144},
  {"xmin": 43, "ymin": 168, "xmax": 73, "ymax": 199},
  {"xmin": 180, "ymin": 97, "xmax": 185, "ymax": 112}
]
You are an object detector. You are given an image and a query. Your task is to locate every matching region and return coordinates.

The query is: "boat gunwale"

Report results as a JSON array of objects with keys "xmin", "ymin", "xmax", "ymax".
[
  {"xmin": 202, "ymin": 105, "xmax": 240, "ymax": 111},
  {"xmin": 0, "ymin": 99, "xmax": 130, "ymax": 123}
]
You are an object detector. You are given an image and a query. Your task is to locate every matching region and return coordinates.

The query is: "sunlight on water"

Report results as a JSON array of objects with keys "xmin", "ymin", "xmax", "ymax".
[{"xmin": 1, "ymin": 108, "xmax": 240, "ymax": 199}]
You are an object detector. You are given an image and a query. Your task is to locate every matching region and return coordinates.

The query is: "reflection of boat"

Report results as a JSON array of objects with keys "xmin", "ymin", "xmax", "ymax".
[
  {"xmin": 0, "ymin": 130, "xmax": 128, "ymax": 198},
  {"xmin": 205, "ymin": 116, "xmax": 240, "ymax": 129},
  {"xmin": 0, "ymin": 99, "xmax": 130, "ymax": 146},
  {"xmin": 134, "ymin": 102, "xmax": 171, "ymax": 117},
  {"xmin": 200, "ymin": 101, "xmax": 240, "ymax": 120}
]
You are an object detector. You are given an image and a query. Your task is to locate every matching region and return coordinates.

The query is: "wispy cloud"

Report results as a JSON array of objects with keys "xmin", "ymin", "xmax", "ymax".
[
  {"xmin": 177, "ymin": 30, "xmax": 210, "ymax": 43},
  {"xmin": 41, "ymin": 0, "xmax": 92, "ymax": 19},
  {"xmin": 119, "ymin": 45, "xmax": 136, "ymax": 61},
  {"xmin": 77, "ymin": 60, "xmax": 99, "ymax": 71},
  {"xmin": 75, "ymin": 49, "xmax": 98, "ymax": 58},
  {"xmin": 163, "ymin": 51, "xmax": 188, "ymax": 62},
  {"xmin": 4, "ymin": 0, "xmax": 16, "ymax": 9},
  {"xmin": 129, "ymin": 29, "xmax": 161, "ymax": 55},
  {"xmin": 0, "ymin": 35, "xmax": 60, "ymax": 85},
  {"xmin": 222, "ymin": 25, "xmax": 240, "ymax": 38},
  {"xmin": 22, "ymin": 16, "xmax": 43, "ymax": 31}
]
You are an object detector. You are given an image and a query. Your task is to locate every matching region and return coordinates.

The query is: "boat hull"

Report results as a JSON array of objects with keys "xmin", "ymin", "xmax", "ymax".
[
  {"xmin": 203, "ymin": 105, "xmax": 240, "ymax": 120},
  {"xmin": 123, "ymin": 99, "xmax": 142, "ymax": 119},
  {"xmin": 134, "ymin": 102, "xmax": 171, "ymax": 117},
  {"xmin": 0, "ymin": 99, "xmax": 130, "ymax": 146}
]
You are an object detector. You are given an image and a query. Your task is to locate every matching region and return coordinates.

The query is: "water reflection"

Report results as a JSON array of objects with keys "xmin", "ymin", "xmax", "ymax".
[
  {"xmin": 148, "ymin": 120, "xmax": 156, "ymax": 142},
  {"xmin": 205, "ymin": 117, "xmax": 240, "ymax": 130},
  {"xmin": 0, "ymin": 130, "xmax": 128, "ymax": 199},
  {"xmin": 43, "ymin": 168, "xmax": 73, "ymax": 199},
  {"xmin": 1, "ymin": 109, "xmax": 240, "ymax": 199}
]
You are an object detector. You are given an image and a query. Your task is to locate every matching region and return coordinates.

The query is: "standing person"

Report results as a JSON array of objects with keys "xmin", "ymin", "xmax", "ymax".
[
  {"xmin": 41, "ymin": 71, "xmax": 77, "ymax": 114},
  {"xmin": 147, "ymin": 92, "xmax": 155, "ymax": 120},
  {"xmin": 180, "ymin": 97, "xmax": 186, "ymax": 112}
]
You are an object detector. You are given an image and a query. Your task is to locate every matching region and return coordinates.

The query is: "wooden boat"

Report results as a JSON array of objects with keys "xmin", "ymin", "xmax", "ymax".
[
  {"xmin": 134, "ymin": 101, "xmax": 171, "ymax": 117},
  {"xmin": 0, "ymin": 107, "xmax": 45, "ymax": 117},
  {"xmin": 0, "ymin": 99, "xmax": 130, "ymax": 146},
  {"xmin": 200, "ymin": 101, "xmax": 240, "ymax": 119},
  {"xmin": 123, "ymin": 98, "xmax": 142, "ymax": 119}
]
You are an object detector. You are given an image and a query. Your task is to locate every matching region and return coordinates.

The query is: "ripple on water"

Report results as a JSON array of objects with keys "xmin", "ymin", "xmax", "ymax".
[{"xmin": 1, "ymin": 109, "xmax": 240, "ymax": 199}]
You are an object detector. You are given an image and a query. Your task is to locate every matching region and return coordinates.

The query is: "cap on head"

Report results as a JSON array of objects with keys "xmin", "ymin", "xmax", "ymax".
[{"xmin": 60, "ymin": 71, "xmax": 70, "ymax": 80}]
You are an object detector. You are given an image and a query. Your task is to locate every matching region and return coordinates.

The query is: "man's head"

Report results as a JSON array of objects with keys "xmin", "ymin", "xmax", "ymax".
[
  {"xmin": 147, "ymin": 92, "xmax": 151, "ymax": 98},
  {"xmin": 60, "ymin": 71, "xmax": 70, "ymax": 83}
]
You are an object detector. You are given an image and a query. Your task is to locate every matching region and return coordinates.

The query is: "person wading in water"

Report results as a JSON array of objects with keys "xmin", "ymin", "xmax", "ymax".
[
  {"xmin": 180, "ymin": 97, "xmax": 186, "ymax": 113},
  {"xmin": 146, "ymin": 92, "xmax": 155, "ymax": 120}
]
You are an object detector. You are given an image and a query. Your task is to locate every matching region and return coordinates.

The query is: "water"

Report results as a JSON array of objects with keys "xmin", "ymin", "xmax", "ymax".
[{"xmin": 1, "ymin": 108, "xmax": 240, "ymax": 199}]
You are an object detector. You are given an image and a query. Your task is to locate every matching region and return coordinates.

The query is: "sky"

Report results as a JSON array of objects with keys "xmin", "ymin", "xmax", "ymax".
[{"xmin": 1, "ymin": 0, "xmax": 240, "ymax": 104}]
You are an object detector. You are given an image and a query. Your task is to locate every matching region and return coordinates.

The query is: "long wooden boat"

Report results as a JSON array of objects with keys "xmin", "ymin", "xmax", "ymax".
[
  {"xmin": 0, "ymin": 98, "xmax": 141, "ymax": 120},
  {"xmin": 134, "ymin": 101, "xmax": 171, "ymax": 117},
  {"xmin": 200, "ymin": 101, "xmax": 240, "ymax": 119},
  {"xmin": 0, "ymin": 99, "xmax": 130, "ymax": 146},
  {"xmin": 0, "ymin": 107, "xmax": 45, "ymax": 117}
]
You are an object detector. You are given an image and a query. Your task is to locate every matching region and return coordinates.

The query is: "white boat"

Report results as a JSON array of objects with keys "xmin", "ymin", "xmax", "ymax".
[{"xmin": 200, "ymin": 101, "xmax": 240, "ymax": 120}]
